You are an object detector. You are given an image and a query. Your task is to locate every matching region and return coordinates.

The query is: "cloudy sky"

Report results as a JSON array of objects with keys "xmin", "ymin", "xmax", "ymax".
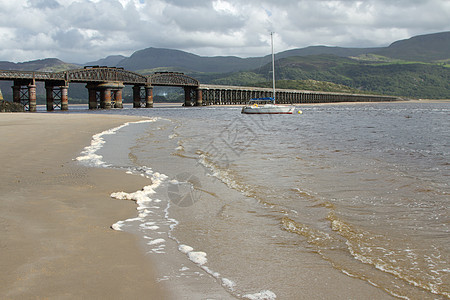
[{"xmin": 0, "ymin": 0, "xmax": 449, "ymax": 63}]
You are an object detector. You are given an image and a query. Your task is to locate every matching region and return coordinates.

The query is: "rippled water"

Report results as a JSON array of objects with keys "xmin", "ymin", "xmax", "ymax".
[{"xmin": 78, "ymin": 102, "xmax": 449, "ymax": 299}]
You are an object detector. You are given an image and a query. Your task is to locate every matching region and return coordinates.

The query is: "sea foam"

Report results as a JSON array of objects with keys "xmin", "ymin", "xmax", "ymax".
[{"xmin": 76, "ymin": 119, "xmax": 157, "ymax": 167}]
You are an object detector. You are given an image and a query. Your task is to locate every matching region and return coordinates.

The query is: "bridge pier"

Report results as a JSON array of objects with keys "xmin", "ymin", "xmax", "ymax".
[
  {"xmin": 45, "ymin": 84, "xmax": 54, "ymax": 111},
  {"xmin": 100, "ymin": 87, "xmax": 112, "ymax": 109},
  {"xmin": 196, "ymin": 88, "xmax": 202, "ymax": 106},
  {"xmin": 184, "ymin": 87, "xmax": 191, "ymax": 106},
  {"xmin": 133, "ymin": 85, "xmax": 141, "ymax": 108},
  {"xmin": 145, "ymin": 86, "xmax": 153, "ymax": 108},
  {"xmin": 183, "ymin": 87, "xmax": 202, "ymax": 106},
  {"xmin": 114, "ymin": 88, "xmax": 123, "ymax": 108},
  {"xmin": 88, "ymin": 87, "xmax": 98, "ymax": 109},
  {"xmin": 131, "ymin": 85, "xmax": 153, "ymax": 108},
  {"xmin": 61, "ymin": 86, "xmax": 68, "ymax": 110},
  {"xmin": 28, "ymin": 82, "xmax": 37, "ymax": 112},
  {"xmin": 12, "ymin": 85, "xmax": 21, "ymax": 104},
  {"xmin": 45, "ymin": 83, "xmax": 69, "ymax": 111},
  {"xmin": 11, "ymin": 79, "xmax": 36, "ymax": 111},
  {"xmin": 86, "ymin": 82, "xmax": 124, "ymax": 109}
]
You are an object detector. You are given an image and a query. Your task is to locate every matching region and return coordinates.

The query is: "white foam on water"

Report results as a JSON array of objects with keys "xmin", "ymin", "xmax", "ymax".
[
  {"xmin": 243, "ymin": 290, "xmax": 277, "ymax": 300},
  {"xmin": 147, "ymin": 238, "xmax": 165, "ymax": 245},
  {"xmin": 80, "ymin": 118, "xmax": 278, "ymax": 299},
  {"xmin": 178, "ymin": 244, "xmax": 194, "ymax": 254},
  {"xmin": 221, "ymin": 278, "xmax": 236, "ymax": 289},
  {"xmin": 76, "ymin": 119, "xmax": 157, "ymax": 167},
  {"xmin": 111, "ymin": 220, "xmax": 125, "ymax": 231},
  {"xmin": 188, "ymin": 251, "xmax": 208, "ymax": 265}
]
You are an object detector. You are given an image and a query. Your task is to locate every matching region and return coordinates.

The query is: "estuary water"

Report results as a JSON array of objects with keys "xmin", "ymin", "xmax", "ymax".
[{"xmin": 76, "ymin": 102, "xmax": 449, "ymax": 299}]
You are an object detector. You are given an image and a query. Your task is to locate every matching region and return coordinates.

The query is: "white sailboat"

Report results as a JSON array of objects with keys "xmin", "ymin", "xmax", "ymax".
[{"xmin": 241, "ymin": 32, "xmax": 295, "ymax": 114}]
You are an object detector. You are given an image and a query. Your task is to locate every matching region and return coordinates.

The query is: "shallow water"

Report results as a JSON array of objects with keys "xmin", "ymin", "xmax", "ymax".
[{"xmin": 76, "ymin": 102, "xmax": 449, "ymax": 299}]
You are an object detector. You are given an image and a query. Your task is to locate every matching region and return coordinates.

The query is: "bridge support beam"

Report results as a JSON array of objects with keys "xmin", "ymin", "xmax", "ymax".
[
  {"xmin": 100, "ymin": 88, "xmax": 112, "ymax": 109},
  {"xmin": 145, "ymin": 86, "xmax": 153, "ymax": 108},
  {"xmin": 88, "ymin": 87, "xmax": 98, "ymax": 109},
  {"xmin": 114, "ymin": 88, "xmax": 123, "ymax": 108},
  {"xmin": 184, "ymin": 87, "xmax": 191, "ymax": 106},
  {"xmin": 133, "ymin": 86, "xmax": 141, "ymax": 108},
  {"xmin": 44, "ymin": 81, "xmax": 69, "ymax": 111},
  {"xmin": 86, "ymin": 82, "xmax": 124, "ymax": 109},
  {"xmin": 45, "ymin": 84, "xmax": 54, "ymax": 111},
  {"xmin": 184, "ymin": 87, "xmax": 200, "ymax": 106},
  {"xmin": 60, "ymin": 86, "xmax": 68, "ymax": 111},
  {"xmin": 12, "ymin": 85, "xmax": 21, "ymax": 104},
  {"xmin": 11, "ymin": 80, "xmax": 36, "ymax": 111},
  {"xmin": 196, "ymin": 88, "xmax": 202, "ymax": 106},
  {"xmin": 28, "ymin": 82, "xmax": 37, "ymax": 112}
]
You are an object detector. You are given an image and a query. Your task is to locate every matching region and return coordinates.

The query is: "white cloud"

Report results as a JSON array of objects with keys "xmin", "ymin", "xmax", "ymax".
[{"xmin": 0, "ymin": 0, "xmax": 448, "ymax": 63}]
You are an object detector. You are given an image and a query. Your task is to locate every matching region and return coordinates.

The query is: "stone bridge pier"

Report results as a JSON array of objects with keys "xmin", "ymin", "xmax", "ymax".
[
  {"xmin": 12, "ymin": 79, "xmax": 37, "ymax": 112},
  {"xmin": 184, "ymin": 87, "xmax": 203, "ymax": 106},
  {"xmin": 45, "ymin": 82, "xmax": 69, "ymax": 111},
  {"xmin": 132, "ymin": 85, "xmax": 153, "ymax": 108},
  {"xmin": 86, "ymin": 82, "xmax": 125, "ymax": 109}
]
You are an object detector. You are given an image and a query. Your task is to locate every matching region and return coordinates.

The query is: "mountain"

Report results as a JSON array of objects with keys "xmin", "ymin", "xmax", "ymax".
[
  {"xmin": 85, "ymin": 32, "xmax": 449, "ymax": 73},
  {"xmin": 115, "ymin": 47, "xmax": 263, "ymax": 73},
  {"xmin": 210, "ymin": 54, "xmax": 450, "ymax": 99},
  {"xmin": 276, "ymin": 46, "xmax": 383, "ymax": 60},
  {"xmin": 374, "ymin": 31, "xmax": 450, "ymax": 62},
  {"xmin": 0, "ymin": 58, "xmax": 79, "ymax": 72},
  {"xmin": 84, "ymin": 55, "xmax": 127, "ymax": 67}
]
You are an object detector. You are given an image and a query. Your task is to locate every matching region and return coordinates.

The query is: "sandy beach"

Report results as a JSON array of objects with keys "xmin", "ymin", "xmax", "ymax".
[{"xmin": 0, "ymin": 113, "xmax": 167, "ymax": 299}]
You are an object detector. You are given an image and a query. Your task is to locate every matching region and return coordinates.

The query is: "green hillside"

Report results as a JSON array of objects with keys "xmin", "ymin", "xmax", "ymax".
[
  {"xmin": 374, "ymin": 31, "xmax": 450, "ymax": 62},
  {"xmin": 0, "ymin": 58, "xmax": 79, "ymax": 72},
  {"xmin": 207, "ymin": 55, "xmax": 449, "ymax": 99}
]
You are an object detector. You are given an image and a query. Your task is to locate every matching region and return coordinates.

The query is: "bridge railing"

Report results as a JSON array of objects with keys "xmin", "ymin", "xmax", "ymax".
[
  {"xmin": 66, "ymin": 67, "xmax": 148, "ymax": 84},
  {"xmin": 0, "ymin": 70, "xmax": 65, "ymax": 81}
]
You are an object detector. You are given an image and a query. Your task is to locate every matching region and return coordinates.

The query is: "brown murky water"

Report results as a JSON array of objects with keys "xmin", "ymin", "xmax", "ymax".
[{"xmin": 88, "ymin": 102, "xmax": 448, "ymax": 299}]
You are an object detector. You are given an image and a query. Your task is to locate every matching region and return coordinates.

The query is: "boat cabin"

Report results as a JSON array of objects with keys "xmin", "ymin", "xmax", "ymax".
[{"xmin": 247, "ymin": 97, "xmax": 276, "ymax": 106}]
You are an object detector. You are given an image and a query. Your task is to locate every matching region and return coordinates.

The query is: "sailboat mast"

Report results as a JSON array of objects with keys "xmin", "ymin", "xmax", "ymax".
[{"xmin": 271, "ymin": 32, "xmax": 276, "ymax": 102}]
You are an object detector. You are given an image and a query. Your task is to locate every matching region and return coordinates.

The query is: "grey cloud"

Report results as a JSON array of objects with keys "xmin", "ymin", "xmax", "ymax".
[
  {"xmin": 0, "ymin": 0, "xmax": 449, "ymax": 63},
  {"xmin": 27, "ymin": 0, "xmax": 61, "ymax": 9},
  {"xmin": 162, "ymin": 5, "xmax": 245, "ymax": 32}
]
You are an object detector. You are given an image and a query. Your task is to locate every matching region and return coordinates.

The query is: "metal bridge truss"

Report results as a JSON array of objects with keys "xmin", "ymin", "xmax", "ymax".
[
  {"xmin": 67, "ymin": 67, "xmax": 147, "ymax": 85},
  {"xmin": 147, "ymin": 72, "xmax": 199, "ymax": 87},
  {"xmin": 0, "ymin": 68, "xmax": 199, "ymax": 87}
]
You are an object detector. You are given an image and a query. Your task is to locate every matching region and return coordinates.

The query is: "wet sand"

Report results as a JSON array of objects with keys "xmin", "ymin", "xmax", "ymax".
[{"xmin": 0, "ymin": 113, "xmax": 167, "ymax": 299}]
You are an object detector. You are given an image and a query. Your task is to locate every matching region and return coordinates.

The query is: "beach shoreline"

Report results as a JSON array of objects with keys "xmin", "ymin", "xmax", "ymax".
[
  {"xmin": 0, "ymin": 113, "xmax": 167, "ymax": 299},
  {"xmin": 1, "ymin": 103, "xmax": 445, "ymax": 298}
]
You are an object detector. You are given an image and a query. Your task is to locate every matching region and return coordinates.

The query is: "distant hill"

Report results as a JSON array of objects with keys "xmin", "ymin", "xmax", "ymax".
[
  {"xmin": 0, "ymin": 58, "xmax": 79, "ymax": 72},
  {"xmin": 85, "ymin": 31, "xmax": 449, "ymax": 74},
  {"xmin": 276, "ymin": 46, "xmax": 383, "ymax": 60},
  {"xmin": 210, "ymin": 55, "xmax": 450, "ymax": 99},
  {"xmin": 115, "ymin": 47, "xmax": 262, "ymax": 73},
  {"xmin": 374, "ymin": 31, "xmax": 450, "ymax": 62},
  {"xmin": 84, "ymin": 55, "xmax": 126, "ymax": 67}
]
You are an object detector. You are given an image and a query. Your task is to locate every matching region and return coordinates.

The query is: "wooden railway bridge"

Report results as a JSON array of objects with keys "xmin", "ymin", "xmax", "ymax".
[{"xmin": 0, "ymin": 67, "xmax": 399, "ymax": 111}]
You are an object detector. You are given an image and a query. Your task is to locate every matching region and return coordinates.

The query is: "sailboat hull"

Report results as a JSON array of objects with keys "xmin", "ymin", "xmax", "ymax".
[{"xmin": 241, "ymin": 105, "xmax": 295, "ymax": 114}]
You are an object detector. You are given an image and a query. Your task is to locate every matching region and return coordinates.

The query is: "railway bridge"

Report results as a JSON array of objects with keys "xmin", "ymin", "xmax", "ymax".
[
  {"xmin": 0, "ymin": 67, "xmax": 399, "ymax": 111},
  {"xmin": 0, "ymin": 67, "xmax": 201, "ymax": 111}
]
